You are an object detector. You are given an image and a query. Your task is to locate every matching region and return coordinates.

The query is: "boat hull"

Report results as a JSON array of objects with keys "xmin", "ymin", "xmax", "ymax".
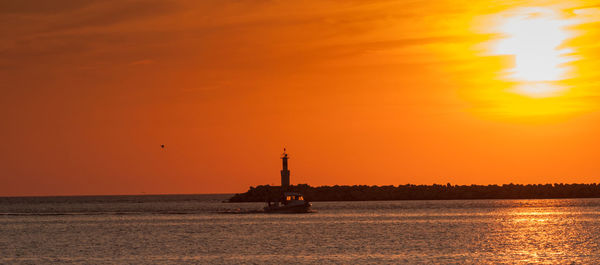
[{"xmin": 263, "ymin": 202, "xmax": 312, "ymax": 213}]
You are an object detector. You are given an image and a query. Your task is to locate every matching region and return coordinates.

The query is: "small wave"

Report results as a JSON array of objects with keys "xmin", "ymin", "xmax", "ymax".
[{"xmin": 217, "ymin": 209, "xmax": 265, "ymax": 214}]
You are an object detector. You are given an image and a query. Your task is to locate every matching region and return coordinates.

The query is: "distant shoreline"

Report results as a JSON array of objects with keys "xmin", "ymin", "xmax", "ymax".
[
  {"xmin": 0, "ymin": 194, "xmax": 234, "ymax": 204},
  {"xmin": 0, "ymin": 193, "xmax": 234, "ymax": 199},
  {"xmin": 228, "ymin": 183, "xmax": 600, "ymax": 202}
]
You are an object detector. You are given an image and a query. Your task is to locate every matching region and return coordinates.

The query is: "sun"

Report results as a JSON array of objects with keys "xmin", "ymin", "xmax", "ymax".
[
  {"xmin": 491, "ymin": 8, "xmax": 576, "ymax": 98},
  {"xmin": 464, "ymin": 6, "xmax": 598, "ymax": 119}
]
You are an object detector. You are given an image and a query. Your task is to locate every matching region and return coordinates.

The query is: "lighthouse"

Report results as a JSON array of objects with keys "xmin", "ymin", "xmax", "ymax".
[{"xmin": 280, "ymin": 148, "xmax": 290, "ymax": 189}]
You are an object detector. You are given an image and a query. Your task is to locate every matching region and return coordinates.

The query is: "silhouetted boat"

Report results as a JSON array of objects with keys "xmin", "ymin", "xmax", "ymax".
[{"xmin": 264, "ymin": 192, "xmax": 312, "ymax": 213}]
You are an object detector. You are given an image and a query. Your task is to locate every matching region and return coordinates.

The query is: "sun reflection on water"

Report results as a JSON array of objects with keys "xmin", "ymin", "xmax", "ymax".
[{"xmin": 489, "ymin": 200, "xmax": 575, "ymax": 262}]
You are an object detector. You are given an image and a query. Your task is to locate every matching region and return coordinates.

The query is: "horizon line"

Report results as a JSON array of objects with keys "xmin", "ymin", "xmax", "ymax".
[{"xmin": 4, "ymin": 182, "xmax": 600, "ymax": 198}]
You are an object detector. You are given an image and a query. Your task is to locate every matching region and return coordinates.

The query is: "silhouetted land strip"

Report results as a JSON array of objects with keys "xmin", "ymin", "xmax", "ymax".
[{"xmin": 228, "ymin": 183, "xmax": 600, "ymax": 202}]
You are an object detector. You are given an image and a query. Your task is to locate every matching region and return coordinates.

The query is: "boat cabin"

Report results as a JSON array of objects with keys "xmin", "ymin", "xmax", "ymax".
[
  {"xmin": 284, "ymin": 192, "xmax": 304, "ymax": 202},
  {"xmin": 266, "ymin": 192, "xmax": 307, "ymax": 207}
]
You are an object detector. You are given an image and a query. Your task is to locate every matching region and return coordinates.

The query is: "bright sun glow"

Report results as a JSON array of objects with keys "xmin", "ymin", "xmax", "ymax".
[
  {"xmin": 492, "ymin": 8, "xmax": 576, "ymax": 98},
  {"xmin": 467, "ymin": 6, "xmax": 599, "ymax": 119}
]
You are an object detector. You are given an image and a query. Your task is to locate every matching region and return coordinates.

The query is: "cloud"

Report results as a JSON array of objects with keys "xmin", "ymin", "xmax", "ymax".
[
  {"xmin": 0, "ymin": 0, "xmax": 185, "ymax": 70},
  {"xmin": 0, "ymin": 0, "xmax": 97, "ymax": 14}
]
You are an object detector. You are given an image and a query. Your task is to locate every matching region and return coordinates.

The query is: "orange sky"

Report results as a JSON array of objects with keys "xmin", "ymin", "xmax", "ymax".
[{"xmin": 2, "ymin": 0, "xmax": 600, "ymax": 196}]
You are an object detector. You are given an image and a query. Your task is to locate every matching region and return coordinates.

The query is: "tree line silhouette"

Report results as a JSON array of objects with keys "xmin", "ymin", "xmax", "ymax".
[{"xmin": 228, "ymin": 183, "xmax": 600, "ymax": 202}]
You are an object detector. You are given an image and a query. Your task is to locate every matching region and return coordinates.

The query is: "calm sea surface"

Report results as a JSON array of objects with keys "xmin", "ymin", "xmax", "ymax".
[{"xmin": 1, "ymin": 195, "xmax": 600, "ymax": 264}]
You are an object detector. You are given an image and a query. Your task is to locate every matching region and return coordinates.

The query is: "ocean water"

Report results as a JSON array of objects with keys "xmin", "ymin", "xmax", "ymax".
[{"xmin": 1, "ymin": 195, "xmax": 600, "ymax": 264}]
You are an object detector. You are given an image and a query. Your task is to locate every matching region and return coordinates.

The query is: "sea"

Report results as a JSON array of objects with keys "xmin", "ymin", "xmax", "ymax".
[{"xmin": 2, "ymin": 195, "xmax": 600, "ymax": 264}]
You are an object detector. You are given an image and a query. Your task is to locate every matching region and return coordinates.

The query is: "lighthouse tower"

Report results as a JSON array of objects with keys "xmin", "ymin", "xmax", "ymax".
[{"xmin": 280, "ymin": 148, "xmax": 290, "ymax": 189}]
